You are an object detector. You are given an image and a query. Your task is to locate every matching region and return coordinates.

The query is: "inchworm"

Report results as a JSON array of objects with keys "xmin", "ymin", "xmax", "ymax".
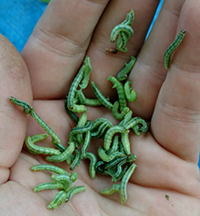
[
  {"xmin": 116, "ymin": 32, "xmax": 130, "ymax": 52},
  {"xmin": 107, "ymin": 135, "xmax": 119, "ymax": 154},
  {"xmin": 76, "ymin": 89, "xmax": 102, "ymax": 106},
  {"xmin": 65, "ymin": 186, "xmax": 86, "ymax": 201},
  {"xmin": 67, "ymin": 56, "xmax": 91, "ymax": 113},
  {"xmin": 79, "ymin": 56, "xmax": 92, "ymax": 90},
  {"xmin": 9, "ymin": 96, "xmax": 31, "ymax": 114},
  {"xmin": 117, "ymin": 56, "xmax": 136, "ymax": 81},
  {"xmin": 110, "ymin": 158, "xmax": 127, "ymax": 180},
  {"xmin": 121, "ymin": 9, "xmax": 134, "ymax": 26},
  {"xmin": 117, "ymin": 9, "xmax": 134, "ymax": 45},
  {"xmin": 99, "ymin": 122, "xmax": 113, "ymax": 138},
  {"xmin": 91, "ymin": 121, "xmax": 112, "ymax": 138},
  {"xmin": 70, "ymin": 149, "xmax": 81, "ymax": 170},
  {"xmin": 29, "ymin": 107, "xmax": 62, "ymax": 147},
  {"xmin": 10, "ymin": 97, "xmax": 66, "ymax": 152},
  {"xmin": 127, "ymin": 154, "xmax": 137, "ymax": 162},
  {"xmin": 52, "ymin": 172, "xmax": 78, "ymax": 183},
  {"xmin": 104, "ymin": 156, "xmax": 127, "ymax": 170},
  {"xmin": 107, "ymin": 76, "xmax": 127, "ymax": 111},
  {"xmin": 98, "ymin": 146, "xmax": 125, "ymax": 162},
  {"xmin": 91, "ymin": 81, "xmax": 113, "ymax": 109},
  {"xmin": 47, "ymin": 190, "xmax": 68, "ymax": 210},
  {"xmin": 119, "ymin": 110, "xmax": 133, "ymax": 127},
  {"xmin": 33, "ymin": 182, "xmax": 63, "ymax": 192},
  {"xmin": 76, "ymin": 89, "xmax": 85, "ymax": 105},
  {"xmin": 124, "ymin": 81, "xmax": 137, "ymax": 102},
  {"xmin": 164, "ymin": 29, "xmax": 186, "ymax": 70},
  {"xmin": 25, "ymin": 134, "xmax": 61, "ymax": 156},
  {"xmin": 110, "ymin": 25, "xmax": 133, "ymax": 44},
  {"xmin": 112, "ymin": 162, "xmax": 132, "ymax": 183},
  {"xmin": 67, "ymin": 64, "xmax": 84, "ymax": 111},
  {"xmin": 121, "ymin": 131, "xmax": 131, "ymax": 155},
  {"xmin": 70, "ymin": 104, "xmax": 87, "ymax": 113},
  {"xmin": 66, "ymin": 154, "xmax": 74, "ymax": 165},
  {"xmin": 95, "ymin": 160, "xmax": 105, "ymax": 174},
  {"xmin": 124, "ymin": 116, "xmax": 148, "ymax": 135},
  {"xmin": 112, "ymin": 101, "xmax": 130, "ymax": 120},
  {"xmin": 109, "ymin": 9, "xmax": 134, "ymax": 52},
  {"xmin": 31, "ymin": 164, "xmax": 68, "ymax": 175},
  {"xmin": 46, "ymin": 142, "xmax": 75, "ymax": 162},
  {"xmin": 91, "ymin": 121, "xmax": 108, "ymax": 138},
  {"xmin": 96, "ymin": 157, "xmax": 127, "ymax": 180},
  {"xmin": 81, "ymin": 131, "xmax": 91, "ymax": 157},
  {"xmin": 119, "ymin": 142, "xmax": 125, "ymax": 154},
  {"xmin": 120, "ymin": 163, "xmax": 137, "ymax": 204},
  {"xmin": 85, "ymin": 152, "xmax": 97, "ymax": 179},
  {"xmin": 104, "ymin": 126, "xmax": 126, "ymax": 150},
  {"xmin": 76, "ymin": 112, "xmax": 87, "ymax": 144},
  {"xmin": 51, "ymin": 174, "xmax": 75, "ymax": 192},
  {"xmin": 101, "ymin": 184, "xmax": 121, "ymax": 195},
  {"xmin": 64, "ymin": 99, "xmax": 79, "ymax": 124},
  {"xmin": 91, "ymin": 118, "xmax": 112, "ymax": 133},
  {"xmin": 68, "ymin": 120, "xmax": 92, "ymax": 143}
]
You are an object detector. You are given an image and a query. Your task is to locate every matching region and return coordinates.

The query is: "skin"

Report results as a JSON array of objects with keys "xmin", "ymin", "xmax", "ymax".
[{"xmin": 0, "ymin": 0, "xmax": 200, "ymax": 215}]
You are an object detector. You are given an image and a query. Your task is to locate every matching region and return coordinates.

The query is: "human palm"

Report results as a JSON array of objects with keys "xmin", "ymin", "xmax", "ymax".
[{"xmin": 0, "ymin": 0, "xmax": 200, "ymax": 215}]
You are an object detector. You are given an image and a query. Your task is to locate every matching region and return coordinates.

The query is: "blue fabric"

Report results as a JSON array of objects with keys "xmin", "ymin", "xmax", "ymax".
[
  {"xmin": 0, "ymin": 0, "xmax": 47, "ymax": 52},
  {"xmin": 146, "ymin": 0, "xmax": 163, "ymax": 39},
  {"xmin": 0, "ymin": 0, "xmax": 199, "ymax": 169},
  {"xmin": 199, "ymin": 153, "xmax": 200, "ymax": 168}
]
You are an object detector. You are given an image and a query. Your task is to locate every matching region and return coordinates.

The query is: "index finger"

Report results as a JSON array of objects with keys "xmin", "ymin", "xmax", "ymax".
[
  {"xmin": 0, "ymin": 35, "xmax": 32, "ymax": 184},
  {"xmin": 22, "ymin": 0, "xmax": 160, "ymax": 100},
  {"xmin": 22, "ymin": 0, "xmax": 109, "ymax": 99}
]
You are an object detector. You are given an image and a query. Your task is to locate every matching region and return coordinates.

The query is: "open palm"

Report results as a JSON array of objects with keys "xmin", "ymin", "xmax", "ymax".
[{"xmin": 0, "ymin": 0, "xmax": 200, "ymax": 215}]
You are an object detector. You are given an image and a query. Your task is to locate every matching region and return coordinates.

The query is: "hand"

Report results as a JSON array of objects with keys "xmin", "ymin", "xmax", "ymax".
[{"xmin": 0, "ymin": 0, "xmax": 200, "ymax": 215}]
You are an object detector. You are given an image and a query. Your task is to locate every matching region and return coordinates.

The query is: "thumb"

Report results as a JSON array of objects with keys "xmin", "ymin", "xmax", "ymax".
[{"xmin": 0, "ymin": 35, "xmax": 32, "ymax": 184}]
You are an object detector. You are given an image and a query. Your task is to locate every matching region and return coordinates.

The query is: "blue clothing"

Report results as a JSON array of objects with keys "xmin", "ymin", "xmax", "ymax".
[
  {"xmin": 0, "ymin": 0, "xmax": 199, "ymax": 168},
  {"xmin": 0, "ymin": 0, "xmax": 47, "ymax": 52}
]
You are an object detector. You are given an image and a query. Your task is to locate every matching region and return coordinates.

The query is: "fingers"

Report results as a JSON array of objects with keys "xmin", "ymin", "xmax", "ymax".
[
  {"xmin": 129, "ymin": 134, "xmax": 200, "ymax": 195},
  {"xmin": 22, "ymin": 0, "xmax": 160, "ymax": 100},
  {"xmin": 127, "ymin": 0, "xmax": 185, "ymax": 119},
  {"xmin": 22, "ymin": 0, "xmax": 109, "ymax": 99},
  {"xmin": 0, "ymin": 35, "xmax": 32, "ymax": 183},
  {"xmin": 84, "ymin": 0, "xmax": 160, "ymax": 97},
  {"xmin": 151, "ymin": 0, "xmax": 200, "ymax": 163}
]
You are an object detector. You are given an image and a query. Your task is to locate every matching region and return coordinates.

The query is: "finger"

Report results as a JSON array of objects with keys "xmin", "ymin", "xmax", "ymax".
[
  {"xmin": 21, "ymin": 0, "xmax": 109, "ymax": 99},
  {"xmin": 128, "ymin": 133, "xmax": 200, "ymax": 196},
  {"xmin": 151, "ymin": 0, "xmax": 200, "ymax": 163},
  {"xmin": 128, "ymin": 0, "xmax": 185, "ymax": 119},
  {"xmin": 0, "ymin": 35, "xmax": 32, "ymax": 184},
  {"xmin": 84, "ymin": 0, "xmax": 160, "ymax": 97}
]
